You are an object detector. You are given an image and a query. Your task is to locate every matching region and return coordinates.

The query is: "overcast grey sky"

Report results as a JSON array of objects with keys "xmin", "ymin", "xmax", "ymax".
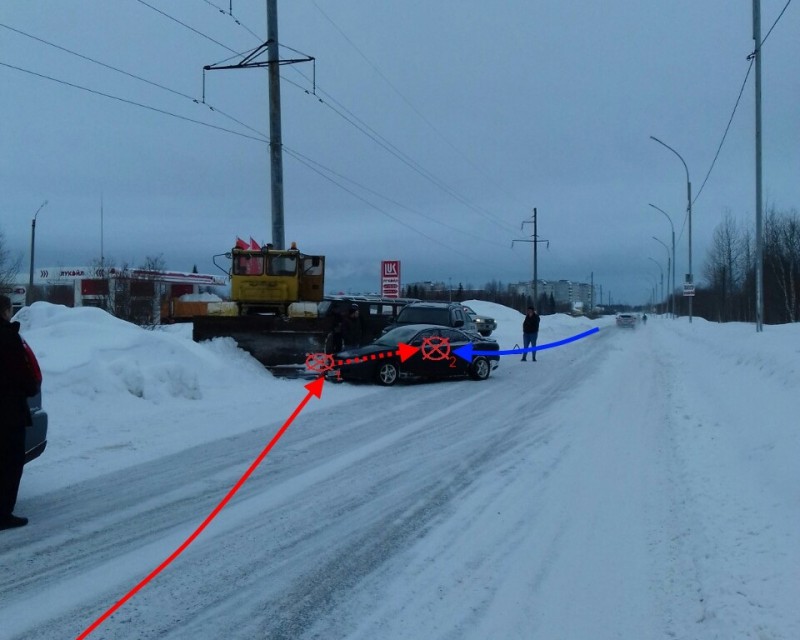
[{"xmin": 2, "ymin": 1, "xmax": 798, "ymax": 304}]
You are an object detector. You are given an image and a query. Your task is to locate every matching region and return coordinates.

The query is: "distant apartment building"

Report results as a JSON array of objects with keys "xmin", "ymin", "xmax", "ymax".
[{"xmin": 511, "ymin": 279, "xmax": 595, "ymax": 309}]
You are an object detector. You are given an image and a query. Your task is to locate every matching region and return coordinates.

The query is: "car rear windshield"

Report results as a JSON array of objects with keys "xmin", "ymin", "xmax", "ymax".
[{"xmin": 397, "ymin": 308, "xmax": 450, "ymax": 324}]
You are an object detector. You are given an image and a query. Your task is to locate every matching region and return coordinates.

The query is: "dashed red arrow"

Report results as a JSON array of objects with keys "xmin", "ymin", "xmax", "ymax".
[{"xmin": 335, "ymin": 342, "xmax": 419, "ymax": 366}]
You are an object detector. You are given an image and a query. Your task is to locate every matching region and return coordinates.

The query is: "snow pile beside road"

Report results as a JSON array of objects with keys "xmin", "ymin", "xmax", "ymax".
[
  {"xmin": 645, "ymin": 317, "xmax": 800, "ymax": 638},
  {"xmin": 463, "ymin": 299, "xmax": 609, "ymax": 349},
  {"xmin": 17, "ymin": 302, "xmax": 268, "ymax": 403},
  {"xmin": 13, "ymin": 303, "xmax": 320, "ymax": 488}
]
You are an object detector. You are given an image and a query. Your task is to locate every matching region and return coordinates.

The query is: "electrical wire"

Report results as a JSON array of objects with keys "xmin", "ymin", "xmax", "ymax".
[
  {"xmin": 283, "ymin": 145, "xmax": 510, "ymax": 249},
  {"xmin": 12, "ymin": 2, "xmax": 520, "ymax": 269},
  {"xmin": 134, "ymin": 0, "xmax": 240, "ymax": 55},
  {"xmin": 283, "ymin": 70, "xmax": 519, "ymax": 236},
  {"xmin": 690, "ymin": 0, "xmax": 793, "ymax": 208},
  {"xmin": 196, "ymin": 1, "xmax": 520, "ymax": 235},
  {"xmin": 0, "ymin": 23, "xmax": 266, "ymax": 141},
  {"xmin": 309, "ymin": 0, "xmax": 490, "ymax": 181},
  {"xmin": 0, "ymin": 61, "xmax": 268, "ymax": 143},
  {"xmin": 761, "ymin": 0, "xmax": 793, "ymax": 47},
  {"xmin": 0, "ymin": 42, "xmax": 504, "ymax": 255},
  {"xmin": 692, "ymin": 59, "xmax": 754, "ymax": 206},
  {"xmin": 283, "ymin": 146, "xmax": 476, "ymax": 263},
  {"xmin": 197, "ymin": 0, "xmax": 263, "ymax": 42},
  {"xmin": 1, "ymin": 58, "xmax": 495, "ymax": 259}
]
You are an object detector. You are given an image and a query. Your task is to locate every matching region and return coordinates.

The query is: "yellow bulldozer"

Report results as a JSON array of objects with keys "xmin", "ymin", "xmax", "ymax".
[
  {"xmin": 191, "ymin": 242, "xmax": 411, "ymax": 369},
  {"xmin": 192, "ymin": 242, "xmax": 329, "ymax": 366},
  {"xmin": 227, "ymin": 242, "xmax": 325, "ymax": 315}
]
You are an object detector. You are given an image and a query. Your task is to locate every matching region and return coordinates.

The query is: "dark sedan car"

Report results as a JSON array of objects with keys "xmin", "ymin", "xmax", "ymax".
[{"xmin": 333, "ymin": 324, "xmax": 499, "ymax": 386}]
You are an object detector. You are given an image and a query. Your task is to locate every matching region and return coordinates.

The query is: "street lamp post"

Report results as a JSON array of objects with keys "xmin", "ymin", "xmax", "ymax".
[
  {"xmin": 652, "ymin": 237, "xmax": 671, "ymax": 318},
  {"xmin": 28, "ymin": 200, "xmax": 48, "ymax": 306},
  {"xmin": 650, "ymin": 136, "xmax": 692, "ymax": 322},
  {"xmin": 647, "ymin": 257, "xmax": 664, "ymax": 314},
  {"xmin": 648, "ymin": 203, "xmax": 676, "ymax": 318}
]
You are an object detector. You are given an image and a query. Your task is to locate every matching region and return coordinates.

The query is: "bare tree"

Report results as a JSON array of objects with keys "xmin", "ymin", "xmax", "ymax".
[
  {"xmin": 0, "ymin": 229, "xmax": 22, "ymax": 290},
  {"xmin": 704, "ymin": 212, "xmax": 746, "ymax": 321},
  {"xmin": 765, "ymin": 208, "xmax": 800, "ymax": 323}
]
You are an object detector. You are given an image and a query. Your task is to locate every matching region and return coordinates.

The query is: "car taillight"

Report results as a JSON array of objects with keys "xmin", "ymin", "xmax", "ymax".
[{"xmin": 21, "ymin": 339, "xmax": 43, "ymax": 385}]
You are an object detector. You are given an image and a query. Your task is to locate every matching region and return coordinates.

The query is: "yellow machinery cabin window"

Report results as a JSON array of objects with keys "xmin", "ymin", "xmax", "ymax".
[
  {"xmin": 268, "ymin": 255, "xmax": 297, "ymax": 276},
  {"xmin": 233, "ymin": 254, "xmax": 265, "ymax": 276}
]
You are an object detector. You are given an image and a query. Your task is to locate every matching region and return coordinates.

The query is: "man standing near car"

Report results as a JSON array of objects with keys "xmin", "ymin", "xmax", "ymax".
[
  {"xmin": 521, "ymin": 306, "xmax": 540, "ymax": 362},
  {"xmin": 342, "ymin": 303, "xmax": 364, "ymax": 349},
  {"xmin": 0, "ymin": 295, "xmax": 39, "ymax": 530}
]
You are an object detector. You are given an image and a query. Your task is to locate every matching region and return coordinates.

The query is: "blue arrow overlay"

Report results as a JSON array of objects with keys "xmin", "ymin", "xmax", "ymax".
[{"xmin": 453, "ymin": 326, "xmax": 600, "ymax": 362}]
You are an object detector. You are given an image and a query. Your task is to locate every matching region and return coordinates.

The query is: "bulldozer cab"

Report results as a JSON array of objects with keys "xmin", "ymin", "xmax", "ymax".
[{"xmin": 230, "ymin": 247, "xmax": 324, "ymax": 313}]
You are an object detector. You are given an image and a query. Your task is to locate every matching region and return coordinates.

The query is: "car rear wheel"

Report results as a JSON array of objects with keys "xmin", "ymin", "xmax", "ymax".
[
  {"xmin": 376, "ymin": 361, "xmax": 399, "ymax": 386},
  {"xmin": 469, "ymin": 357, "xmax": 491, "ymax": 380}
]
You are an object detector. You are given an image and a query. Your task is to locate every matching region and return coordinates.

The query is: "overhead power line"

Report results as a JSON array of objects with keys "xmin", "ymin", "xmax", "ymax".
[
  {"xmin": 283, "ymin": 145, "xmax": 509, "ymax": 249},
  {"xmin": 134, "ymin": 0, "xmax": 240, "ymax": 55},
  {"xmin": 690, "ymin": 0, "xmax": 793, "ymax": 207},
  {"xmin": 283, "ymin": 70, "xmax": 519, "ymax": 236},
  {"xmin": 194, "ymin": 1, "xmax": 520, "ymax": 236},
  {"xmin": 0, "ymin": 61, "xmax": 267, "ymax": 143},
  {"xmin": 197, "ymin": 0, "xmax": 263, "ymax": 42},
  {"xmin": 309, "ymin": 0, "xmax": 488, "ymax": 178},
  {"xmin": 761, "ymin": 0, "xmax": 793, "ymax": 46},
  {"xmin": 692, "ymin": 59, "xmax": 754, "ymax": 205},
  {"xmin": 0, "ymin": 60, "xmax": 488, "ymax": 257},
  {"xmin": 283, "ymin": 146, "xmax": 475, "ymax": 262},
  {"xmin": 0, "ymin": 22, "xmax": 266, "ymax": 140}
]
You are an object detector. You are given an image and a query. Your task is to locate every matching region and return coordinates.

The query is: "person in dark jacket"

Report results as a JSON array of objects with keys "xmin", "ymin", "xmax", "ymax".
[
  {"xmin": 0, "ymin": 295, "xmax": 40, "ymax": 530},
  {"xmin": 342, "ymin": 304, "xmax": 364, "ymax": 349},
  {"xmin": 521, "ymin": 306, "xmax": 541, "ymax": 362}
]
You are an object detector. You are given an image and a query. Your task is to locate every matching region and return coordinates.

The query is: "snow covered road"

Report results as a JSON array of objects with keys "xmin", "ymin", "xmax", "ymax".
[{"xmin": 2, "ymin": 304, "xmax": 797, "ymax": 639}]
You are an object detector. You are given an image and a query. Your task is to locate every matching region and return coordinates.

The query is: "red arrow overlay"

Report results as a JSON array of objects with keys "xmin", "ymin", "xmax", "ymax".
[
  {"xmin": 76, "ymin": 377, "xmax": 326, "ymax": 640},
  {"xmin": 335, "ymin": 342, "xmax": 419, "ymax": 366}
]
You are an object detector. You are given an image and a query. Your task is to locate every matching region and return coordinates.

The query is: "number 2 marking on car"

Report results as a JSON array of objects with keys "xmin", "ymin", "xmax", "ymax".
[{"xmin": 448, "ymin": 356, "xmax": 457, "ymax": 368}]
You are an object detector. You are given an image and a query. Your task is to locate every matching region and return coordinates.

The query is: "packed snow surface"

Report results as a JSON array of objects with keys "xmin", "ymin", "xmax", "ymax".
[{"xmin": 2, "ymin": 301, "xmax": 798, "ymax": 639}]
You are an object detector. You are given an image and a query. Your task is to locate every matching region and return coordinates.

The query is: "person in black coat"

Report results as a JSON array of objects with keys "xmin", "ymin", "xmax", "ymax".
[
  {"xmin": 342, "ymin": 304, "xmax": 364, "ymax": 349},
  {"xmin": 0, "ymin": 295, "xmax": 40, "ymax": 530},
  {"xmin": 521, "ymin": 306, "xmax": 541, "ymax": 362}
]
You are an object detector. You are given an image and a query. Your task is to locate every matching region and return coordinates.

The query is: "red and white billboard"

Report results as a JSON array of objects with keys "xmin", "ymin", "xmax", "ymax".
[{"xmin": 381, "ymin": 260, "xmax": 401, "ymax": 298}]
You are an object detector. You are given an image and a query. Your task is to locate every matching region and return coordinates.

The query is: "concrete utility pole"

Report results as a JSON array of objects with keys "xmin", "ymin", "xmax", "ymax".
[
  {"xmin": 267, "ymin": 0, "xmax": 285, "ymax": 249},
  {"xmin": 205, "ymin": 2, "xmax": 314, "ymax": 248},
  {"xmin": 28, "ymin": 200, "xmax": 48, "ymax": 306},
  {"xmin": 753, "ymin": 0, "xmax": 764, "ymax": 332}
]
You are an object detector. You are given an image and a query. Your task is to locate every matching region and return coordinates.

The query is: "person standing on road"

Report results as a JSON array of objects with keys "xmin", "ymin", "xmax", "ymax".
[
  {"xmin": 521, "ymin": 306, "xmax": 540, "ymax": 362},
  {"xmin": 0, "ymin": 295, "xmax": 40, "ymax": 530},
  {"xmin": 342, "ymin": 304, "xmax": 364, "ymax": 349}
]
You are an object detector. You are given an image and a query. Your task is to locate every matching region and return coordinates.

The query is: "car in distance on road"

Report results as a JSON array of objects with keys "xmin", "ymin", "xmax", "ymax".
[
  {"xmin": 461, "ymin": 305, "xmax": 497, "ymax": 337},
  {"xmin": 616, "ymin": 313, "xmax": 637, "ymax": 328},
  {"xmin": 334, "ymin": 324, "xmax": 499, "ymax": 386}
]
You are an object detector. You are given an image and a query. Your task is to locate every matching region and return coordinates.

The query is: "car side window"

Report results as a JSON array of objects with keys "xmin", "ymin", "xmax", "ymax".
[
  {"xmin": 410, "ymin": 328, "xmax": 438, "ymax": 346},
  {"xmin": 441, "ymin": 329, "xmax": 466, "ymax": 343}
]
